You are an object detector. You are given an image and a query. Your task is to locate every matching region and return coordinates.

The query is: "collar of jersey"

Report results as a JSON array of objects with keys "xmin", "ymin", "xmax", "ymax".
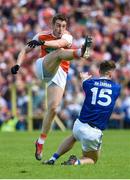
[{"xmin": 99, "ymin": 76, "xmax": 111, "ymax": 80}]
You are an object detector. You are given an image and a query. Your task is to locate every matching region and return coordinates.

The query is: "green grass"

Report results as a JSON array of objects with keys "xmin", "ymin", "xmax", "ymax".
[{"xmin": 0, "ymin": 130, "xmax": 130, "ymax": 179}]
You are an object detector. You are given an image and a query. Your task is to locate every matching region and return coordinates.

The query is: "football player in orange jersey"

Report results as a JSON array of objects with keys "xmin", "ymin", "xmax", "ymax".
[{"xmin": 11, "ymin": 14, "xmax": 92, "ymax": 161}]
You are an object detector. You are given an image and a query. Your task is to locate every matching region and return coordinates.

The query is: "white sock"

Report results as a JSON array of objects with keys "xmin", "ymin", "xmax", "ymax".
[
  {"xmin": 38, "ymin": 137, "xmax": 45, "ymax": 144},
  {"xmin": 49, "ymin": 157, "xmax": 56, "ymax": 161}
]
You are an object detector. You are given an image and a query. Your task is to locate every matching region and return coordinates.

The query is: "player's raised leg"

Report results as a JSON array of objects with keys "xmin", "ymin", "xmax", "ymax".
[{"xmin": 39, "ymin": 35, "xmax": 92, "ymax": 79}]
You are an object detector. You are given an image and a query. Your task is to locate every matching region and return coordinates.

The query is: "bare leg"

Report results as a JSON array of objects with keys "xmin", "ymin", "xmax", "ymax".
[
  {"xmin": 39, "ymin": 49, "xmax": 78, "ymax": 135},
  {"xmin": 79, "ymin": 150, "xmax": 101, "ymax": 164},
  {"xmin": 57, "ymin": 135, "xmax": 76, "ymax": 156},
  {"xmin": 43, "ymin": 49, "xmax": 77, "ymax": 75},
  {"xmin": 42, "ymin": 83, "xmax": 64, "ymax": 134},
  {"xmin": 42, "ymin": 135, "xmax": 76, "ymax": 164},
  {"xmin": 42, "ymin": 36, "xmax": 92, "ymax": 75},
  {"xmin": 60, "ymin": 149, "xmax": 100, "ymax": 165},
  {"xmin": 35, "ymin": 83, "xmax": 65, "ymax": 160}
]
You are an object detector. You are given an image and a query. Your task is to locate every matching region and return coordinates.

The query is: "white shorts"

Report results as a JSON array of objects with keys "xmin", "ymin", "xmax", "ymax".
[
  {"xmin": 35, "ymin": 58, "xmax": 67, "ymax": 90},
  {"xmin": 73, "ymin": 119, "xmax": 103, "ymax": 152}
]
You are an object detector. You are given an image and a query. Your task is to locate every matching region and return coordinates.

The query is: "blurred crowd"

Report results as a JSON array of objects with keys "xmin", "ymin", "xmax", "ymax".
[{"xmin": 0, "ymin": 0, "xmax": 130, "ymax": 131}]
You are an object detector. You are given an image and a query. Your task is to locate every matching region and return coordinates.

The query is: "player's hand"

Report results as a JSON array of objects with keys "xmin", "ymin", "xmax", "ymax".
[
  {"xmin": 86, "ymin": 36, "xmax": 92, "ymax": 47},
  {"xmin": 27, "ymin": 40, "xmax": 45, "ymax": 48},
  {"xmin": 80, "ymin": 72, "xmax": 92, "ymax": 81},
  {"xmin": 11, "ymin": 65, "xmax": 20, "ymax": 74}
]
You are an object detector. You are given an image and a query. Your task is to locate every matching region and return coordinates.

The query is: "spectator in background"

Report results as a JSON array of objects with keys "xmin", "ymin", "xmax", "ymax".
[
  {"xmin": 56, "ymin": 94, "xmax": 82, "ymax": 129},
  {"xmin": 38, "ymin": 1, "xmax": 56, "ymax": 30},
  {"xmin": 122, "ymin": 81, "xmax": 130, "ymax": 129},
  {"xmin": 1, "ymin": 112, "xmax": 18, "ymax": 132},
  {"xmin": 0, "ymin": 91, "xmax": 9, "ymax": 126},
  {"xmin": 108, "ymin": 98, "xmax": 124, "ymax": 129},
  {"xmin": 16, "ymin": 114, "xmax": 27, "ymax": 131}
]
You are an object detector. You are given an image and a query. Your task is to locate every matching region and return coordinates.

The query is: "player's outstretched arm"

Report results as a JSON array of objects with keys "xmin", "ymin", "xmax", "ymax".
[{"xmin": 11, "ymin": 45, "xmax": 32, "ymax": 74}]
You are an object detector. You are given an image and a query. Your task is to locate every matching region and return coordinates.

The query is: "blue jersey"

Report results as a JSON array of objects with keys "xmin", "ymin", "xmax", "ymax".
[{"xmin": 79, "ymin": 77, "xmax": 121, "ymax": 130}]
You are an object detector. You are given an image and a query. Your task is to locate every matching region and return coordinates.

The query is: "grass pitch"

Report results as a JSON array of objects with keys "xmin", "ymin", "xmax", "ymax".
[{"xmin": 0, "ymin": 130, "xmax": 130, "ymax": 179}]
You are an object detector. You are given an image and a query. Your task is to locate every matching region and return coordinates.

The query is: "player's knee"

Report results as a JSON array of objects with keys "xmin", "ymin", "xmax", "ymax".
[
  {"xmin": 48, "ymin": 104, "xmax": 57, "ymax": 115},
  {"xmin": 88, "ymin": 156, "xmax": 98, "ymax": 164},
  {"xmin": 89, "ymin": 153, "xmax": 99, "ymax": 164},
  {"xmin": 82, "ymin": 149, "xmax": 99, "ymax": 164},
  {"xmin": 54, "ymin": 49, "xmax": 63, "ymax": 61}
]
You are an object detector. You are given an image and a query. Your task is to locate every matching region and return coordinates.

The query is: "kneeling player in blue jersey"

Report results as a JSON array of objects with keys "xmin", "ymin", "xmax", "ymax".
[{"xmin": 43, "ymin": 60, "xmax": 121, "ymax": 165}]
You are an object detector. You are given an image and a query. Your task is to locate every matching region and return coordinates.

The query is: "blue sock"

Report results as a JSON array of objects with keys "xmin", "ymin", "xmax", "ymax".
[
  {"xmin": 53, "ymin": 153, "xmax": 59, "ymax": 159},
  {"xmin": 50, "ymin": 153, "xmax": 59, "ymax": 161}
]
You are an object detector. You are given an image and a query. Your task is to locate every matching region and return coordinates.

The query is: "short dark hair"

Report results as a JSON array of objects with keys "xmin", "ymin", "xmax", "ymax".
[
  {"xmin": 52, "ymin": 14, "xmax": 68, "ymax": 24},
  {"xmin": 99, "ymin": 61, "xmax": 116, "ymax": 75}
]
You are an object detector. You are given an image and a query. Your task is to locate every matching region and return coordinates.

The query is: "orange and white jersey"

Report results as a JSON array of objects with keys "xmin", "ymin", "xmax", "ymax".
[{"xmin": 33, "ymin": 30, "xmax": 73, "ymax": 73}]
